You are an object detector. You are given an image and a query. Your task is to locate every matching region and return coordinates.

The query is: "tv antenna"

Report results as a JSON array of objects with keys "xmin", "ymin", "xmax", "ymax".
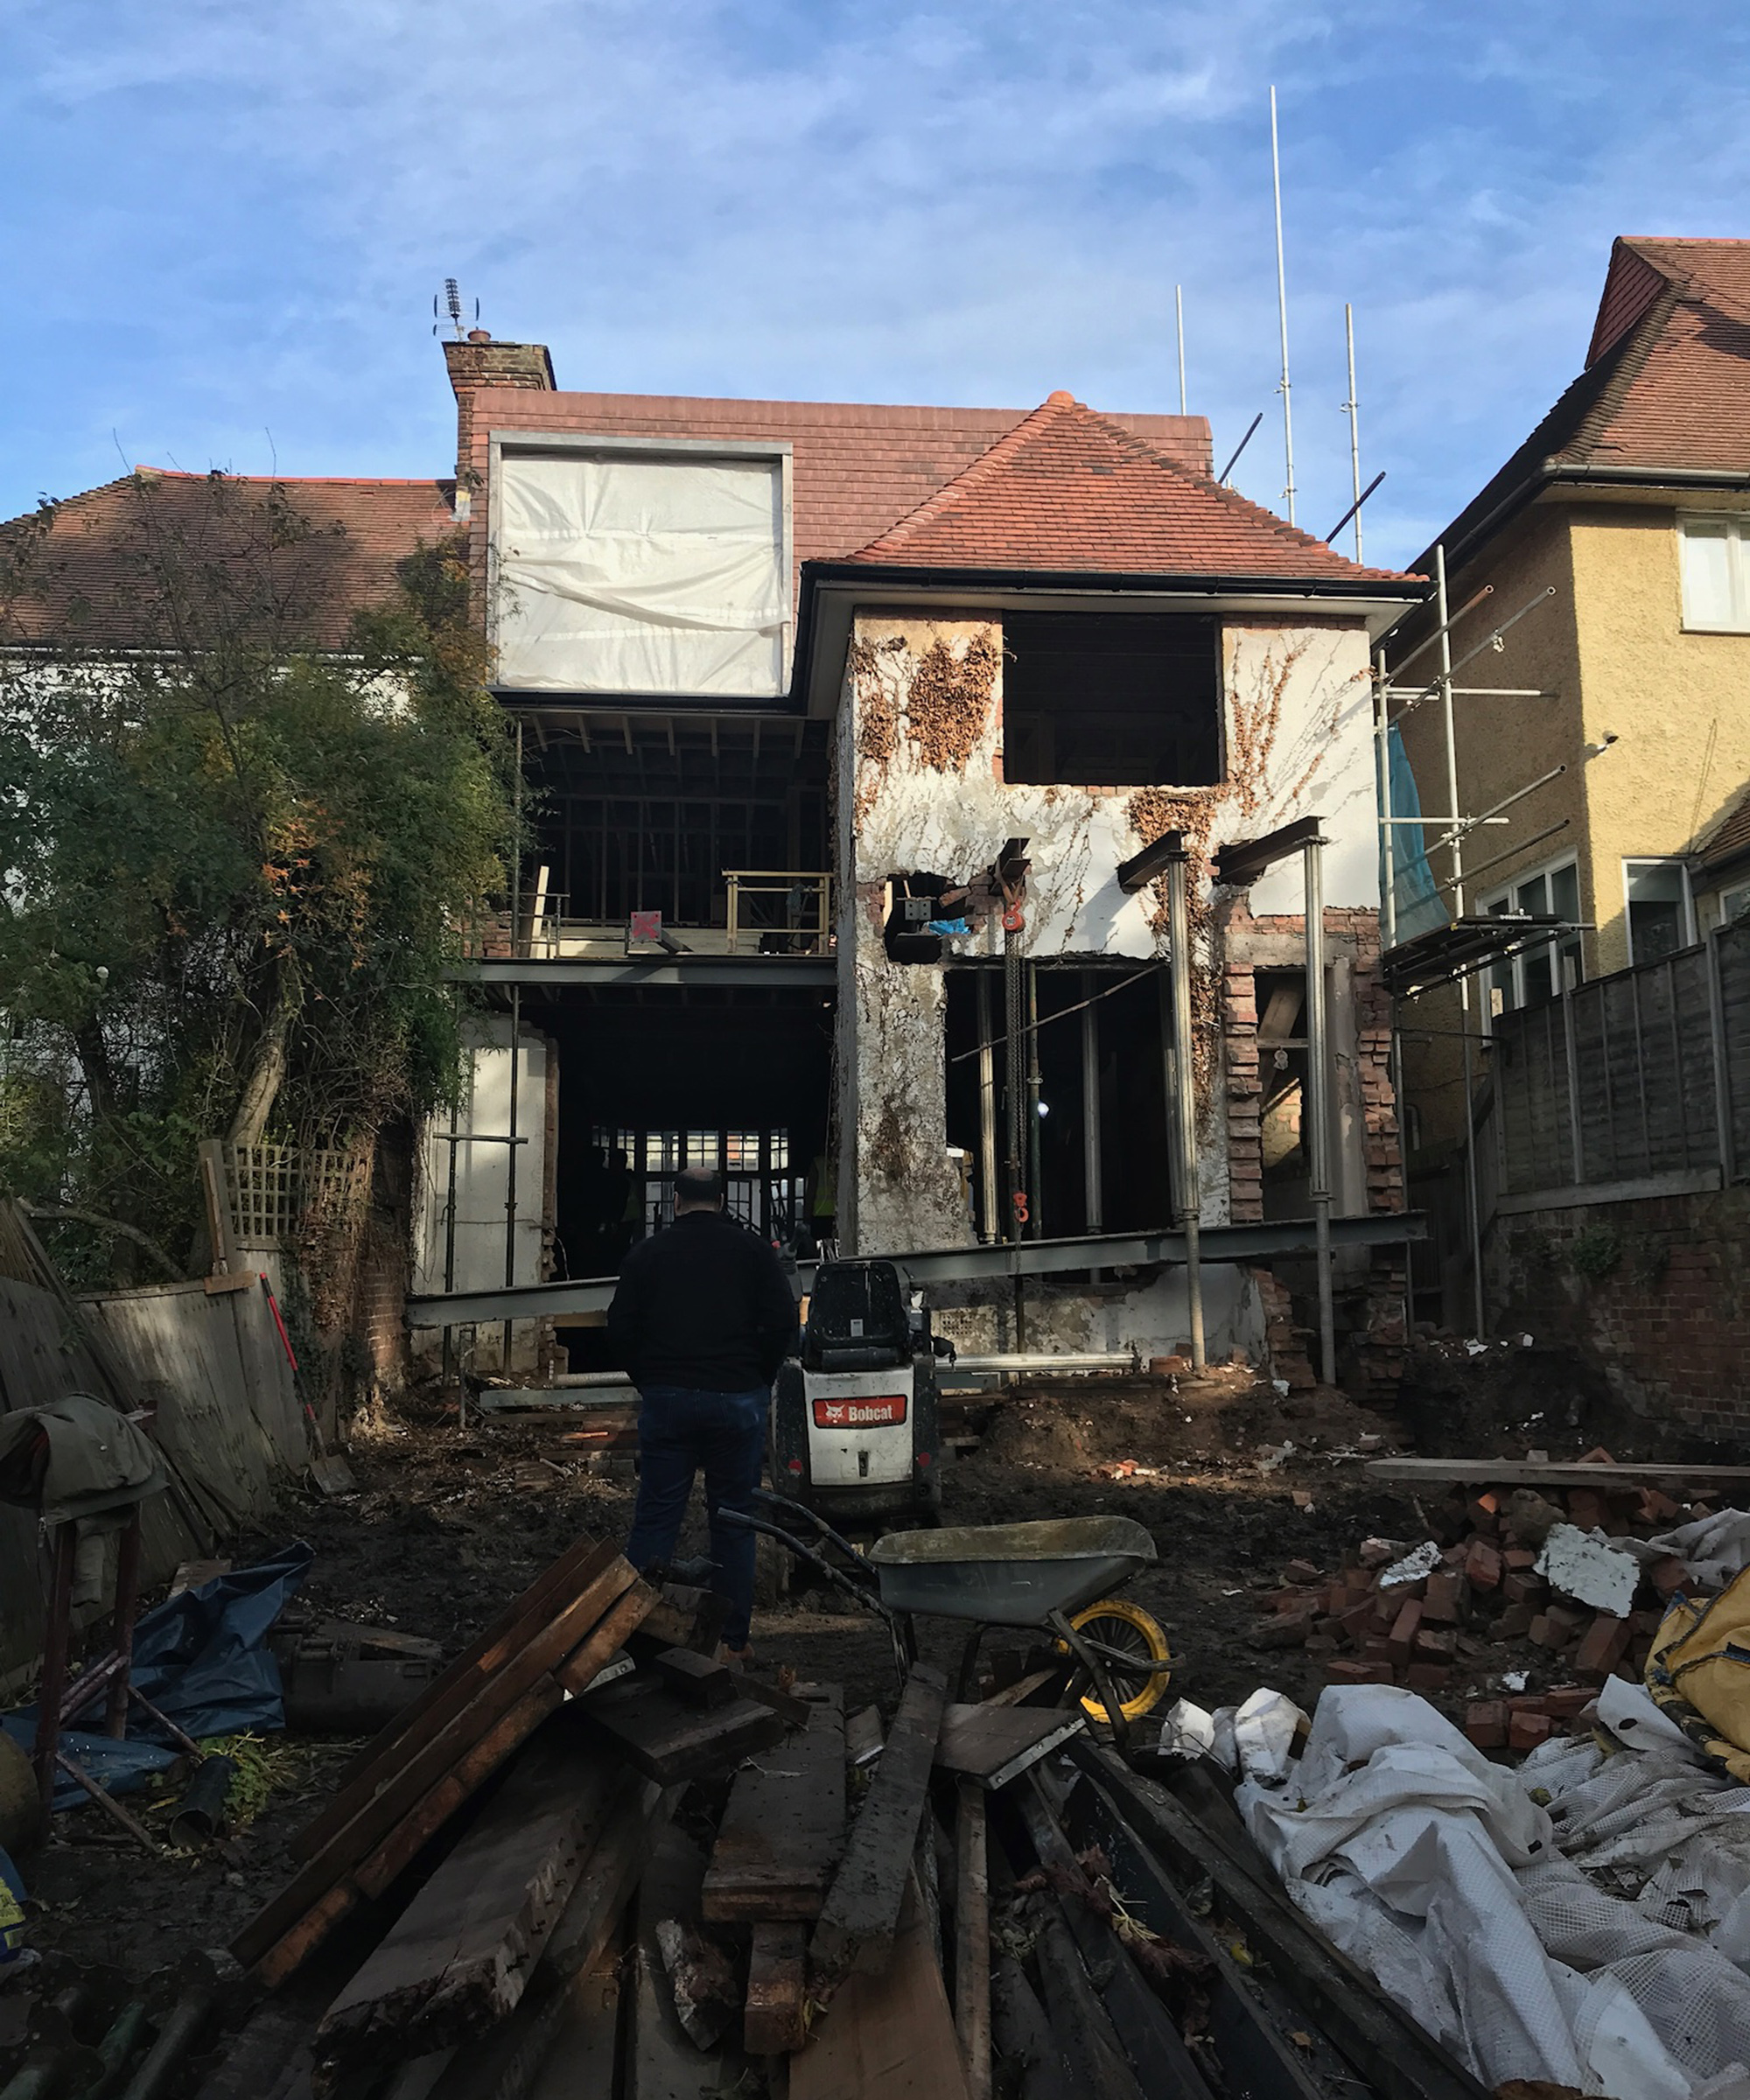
[
  {"xmin": 433, "ymin": 279, "xmax": 480, "ymax": 340},
  {"xmin": 1269, "ymin": 86, "xmax": 1295, "ymax": 524}
]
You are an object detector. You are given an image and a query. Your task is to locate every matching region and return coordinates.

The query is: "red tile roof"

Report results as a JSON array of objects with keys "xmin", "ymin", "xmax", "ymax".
[
  {"xmin": 1695, "ymin": 780, "xmax": 1750, "ymax": 874},
  {"xmin": 1413, "ymin": 237, "xmax": 1750, "ymax": 578},
  {"xmin": 1, "ymin": 470, "xmax": 458, "ymax": 650},
  {"xmin": 841, "ymin": 392, "xmax": 1410, "ymax": 583},
  {"xmin": 456, "ymin": 385, "xmax": 1214, "ymax": 587},
  {"xmin": 1562, "ymin": 239, "xmax": 1750, "ymax": 474}
]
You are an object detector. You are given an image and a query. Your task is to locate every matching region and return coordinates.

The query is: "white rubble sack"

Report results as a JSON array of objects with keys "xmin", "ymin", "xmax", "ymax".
[
  {"xmin": 1536, "ymin": 1522, "xmax": 1642, "ymax": 1615},
  {"xmin": 1157, "ymin": 1698, "xmax": 1216, "ymax": 1760},
  {"xmin": 1619, "ymin": 1509, "xmax": 1750, "ymax": 1593},
  {"xmin": 1231, "ymin": 1690, "xmax": 1307, "ymax": 1786},
  {"xmin": 1236, "ymin": 1683, "xmax": 1750, "ymax": 2096}
]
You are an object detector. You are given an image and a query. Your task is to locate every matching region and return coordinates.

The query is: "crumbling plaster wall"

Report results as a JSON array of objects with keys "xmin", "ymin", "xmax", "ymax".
[{"xmin": 835, "ymin": 608, "xmax": 1380, "ymax": 1257}]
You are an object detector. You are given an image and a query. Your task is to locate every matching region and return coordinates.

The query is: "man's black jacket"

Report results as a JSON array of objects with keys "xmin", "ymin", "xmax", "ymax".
[{"xmin": 606, "ymin": 1209, "xmax": 798, "ymax": 1393}]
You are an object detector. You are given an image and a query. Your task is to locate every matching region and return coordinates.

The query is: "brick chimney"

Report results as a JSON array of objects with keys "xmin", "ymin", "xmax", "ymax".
[{"xmin": 442, "ymin": 332, "xmax": 556, "ymax": 514}]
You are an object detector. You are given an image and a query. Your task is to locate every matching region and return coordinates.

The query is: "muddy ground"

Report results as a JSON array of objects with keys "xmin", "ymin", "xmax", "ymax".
[{"xmin": 14, "ymin": 1339, "xmax": 1647, "ymax": 1993}]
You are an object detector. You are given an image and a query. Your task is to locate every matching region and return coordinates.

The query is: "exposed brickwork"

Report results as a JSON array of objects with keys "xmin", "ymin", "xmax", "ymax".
[
  {"xmin": 1494, "ymin": 1187, "xmax": 1750, "ymax": 1437},
  {"xmin": 441, "ymin": 336, "xmax": 555, "ymax": 490},
  {"xmin": 1223, "ymin": 965, "xmax": 1263, "ymax": 1223},
  {"xmin": 1252, "ymin": 1266, "xmax": 1314, "ymax": 1390}
]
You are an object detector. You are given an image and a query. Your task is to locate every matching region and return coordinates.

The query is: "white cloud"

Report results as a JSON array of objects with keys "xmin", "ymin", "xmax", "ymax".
[{"xmin": 2, "ymin": 1, "xmax": 1748, "ymax": 567}]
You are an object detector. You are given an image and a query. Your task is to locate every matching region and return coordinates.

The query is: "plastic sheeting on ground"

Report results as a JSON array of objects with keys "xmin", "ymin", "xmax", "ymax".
[
  {"xmin": 3, "ymin": 1542, "xmax": 311, "ymax": 1812},
  {"xmin": 1236, "ymin": 1681, "xmax": 1750, "ymax": 2097}
]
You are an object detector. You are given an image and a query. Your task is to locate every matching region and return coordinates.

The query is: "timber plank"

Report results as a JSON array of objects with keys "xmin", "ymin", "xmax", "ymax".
[
  {"xmin": 302, "ymin": 1538, "xmax": 619, "ymax": 1856},
  {"xmin": 702, "ymin": 1693, "xmax": 845, "ymax": 1923},
  {"xmin": 935, "ymin": 1703, "xmax": 1083, "ymax": 1791},
  {"xmin": 580, "ymin": 1676, "xmax": 787, "ymax": 1784},
  {"xmin": 1368, "ymin": 1455, "xmax": 1750, "ymax": 1490},
  {"xmin": 628, "ymin": 1826, "xmax": 728, "ymax": 2100},
  {"xmin": 808, "ymin": 1664, "xmax": 947, "ymax": 1997},
  {"xmin": 239, "ymin": 1568, "xmax": 650, "ymax": 1981},
  {"xmin": 422, "ymin": 1787, "xmax": 667, "ymax": 2100},
  {"xmin": 354, "ymin": 1683, "xmax": 566, "ymax": 1900},
  {"xmin": 316, "ymin": 1723, "xmax": 620, "ymax": 2062},
  {"xmin": 743, "ymin": 1923, "xmax": 807, "ymax": 2055},
  {"xmin": 953, "ymin": 1778, "xmax": 991, "ymax": 2100},
  {"xmin": 1073, "ymin": 1744, "xmax": 1488, "ymax": 2100},
  {"xmin": 791, "ymin": 1873, "xmax": 969, "ymax": 2100}
]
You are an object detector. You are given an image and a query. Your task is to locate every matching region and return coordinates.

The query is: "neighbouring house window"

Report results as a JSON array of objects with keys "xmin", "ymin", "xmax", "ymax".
[
  {"xmin": 1719, "ymin": 883, "xmax": 1750, "ymax": 926},
  {"xmin": 1482, "ymin": 858, "xmax": 1582, "ymax": 1017},
  {"xmin": 1680, "ymin": 515, "xmax": 1750, "ymax": 632},
  {"xmin": 1001, "ymin": 613, "xmax": 1222, "ymax": 787},
  {"xmin": 1624, "ymin": 858, "xmax": 1695, "ymax": 962},
  {"xmin": 494, "ymin": 445, "xmax": 790, "ymax": 696}
]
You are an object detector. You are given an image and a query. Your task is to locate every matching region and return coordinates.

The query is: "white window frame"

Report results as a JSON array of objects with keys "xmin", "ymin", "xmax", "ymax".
[
  {"xmin": 1679, "ymin": 514, "xmax": 1750, "ymax": 633},
  {"xmin": 486, "ymin": 431, "xmax": 795, "ymax": 698},
  {"xmin": 1622, "ymin": 857, "xmax": 1697, "ymax": 963},
  {"xmin": 1480, "ymin": 852, "xmax": 1583, "ymax": 1019},
  {"xmin": 1719, "ymin": 882, "xmax": 1750, "ymax": 927}
]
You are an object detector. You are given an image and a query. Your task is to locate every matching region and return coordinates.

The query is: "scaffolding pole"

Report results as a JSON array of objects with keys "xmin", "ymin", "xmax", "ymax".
[
  {"xmin": 1164, "ymin": 848, "xmax": 1205, "ymax": 1370},
  {"xmin": 1303, "ymin": 833, "xmax": 1336, "ymax": 1385}
]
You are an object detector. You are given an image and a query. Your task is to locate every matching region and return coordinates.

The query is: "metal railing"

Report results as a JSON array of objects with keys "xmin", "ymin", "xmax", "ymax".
[
  {"xmin": 1487, "ymin": 919, "xmax": 1750, "ymax": 1204},
  {"xmin": 458, "ymin": 871, "xmax": 835, "ymax": 961},
  {"xmin": 723, "ymin": 871, "xmax": 833, "ymax": 956}
]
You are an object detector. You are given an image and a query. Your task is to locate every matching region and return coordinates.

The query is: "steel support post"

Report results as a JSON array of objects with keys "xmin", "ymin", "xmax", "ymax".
[
  {"xmin": 1165, "ymin": 851, "xmax": 1205, "ymax": 1370},
  {"xmin": 1026, "ymin": 963, "xmax": 1043, "ymax": 1241},
  {"xmin": 976, "ymin": 970, "xmax": 998, "ymax": 1242},
  {"xmin": 502, "ymin": 986, "xmax": 521, "ymax": 1374},
  {"xmin": 1302, "ymin": 835, "xmax": 1336, "ymax": 1387},
  {"xmin": 1081, "ymin": 970, "xmax": 1103, "ymax": 1233}
]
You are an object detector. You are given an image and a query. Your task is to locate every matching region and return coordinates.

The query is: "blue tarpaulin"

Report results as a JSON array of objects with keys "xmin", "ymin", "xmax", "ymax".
[
  {"xmin": 1380, "ymin": 724, "xmax": 1448, "ymax": 944},
  {"xmin": 3, "ymin": 1541, "xmax": 311, "ymax": 1811}
]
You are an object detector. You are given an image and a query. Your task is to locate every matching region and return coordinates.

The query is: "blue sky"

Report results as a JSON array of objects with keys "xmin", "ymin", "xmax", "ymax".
[{"xmin": 4, "ymin": 2, "xmax": 1748, "ymax": 568}]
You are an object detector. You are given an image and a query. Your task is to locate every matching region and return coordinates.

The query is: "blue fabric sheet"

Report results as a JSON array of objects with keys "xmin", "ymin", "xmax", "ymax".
[
  {"xmin": 4, "ymin": 1541, "xmax": 311, "ymax": 1811},
  {"xmin": 1380, "ymin": 724, "xmax": 1448, "ymax": 944}
]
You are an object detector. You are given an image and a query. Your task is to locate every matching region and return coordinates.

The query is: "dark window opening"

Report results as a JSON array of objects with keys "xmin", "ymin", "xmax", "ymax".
[
  {"xmin": 942, "ymin": 964, "xmax": 1174, "ymax": 1238},
  {"xmin": 1001, "ymin": 613, "xmax": 1222, "ymax": 788},
  {"xmin": 521, "ymin": 718, "xmax": 830, "ymax": 929}
]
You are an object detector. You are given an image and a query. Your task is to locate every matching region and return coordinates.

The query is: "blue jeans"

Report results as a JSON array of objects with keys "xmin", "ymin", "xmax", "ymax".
[{"xmin": 625, "ymin": 1385, "xmax": 768, "ymax": 1648}]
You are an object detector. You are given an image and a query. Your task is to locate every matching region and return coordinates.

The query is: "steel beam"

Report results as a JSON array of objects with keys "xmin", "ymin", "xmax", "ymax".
[
  {"xmin": 406, "ymin": 1210, "xmax": 1426, "ymax": 1326},
  {"xmin": 457, "ymin": 957, "xmax": 836, "ymax": 990}
]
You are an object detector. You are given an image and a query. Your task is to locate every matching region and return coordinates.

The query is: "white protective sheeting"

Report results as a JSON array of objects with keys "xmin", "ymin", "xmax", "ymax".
[
  {"xmin": 494, "ymin": 452, "xmax": 788, "ymax": 696},
  {"xmin": 1236, "ymin": 1683, "xmax": 1750, "ymax": 2096}
]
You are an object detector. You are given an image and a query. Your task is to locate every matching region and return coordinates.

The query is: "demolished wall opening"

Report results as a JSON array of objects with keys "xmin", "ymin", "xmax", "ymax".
[
  {"xmin": 942, "ymin": 963, "xmax": 1172, "ymax": 1239},
  {"xmin": 518, "ymin": 717, "xmax": 830, "ymax": 935},
  {"xmin": 535, "ymin": 984, "xmax": 832, "ymax": 1365},
  {"xmin": 1000, "ymin": 612, "xmax": 1222, "ymax": 788}
]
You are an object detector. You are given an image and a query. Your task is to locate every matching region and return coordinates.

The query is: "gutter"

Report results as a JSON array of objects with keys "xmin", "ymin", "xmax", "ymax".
[{"xmin": 1420, "ymin": 459, "xmax": 1750, "ymax": 590}]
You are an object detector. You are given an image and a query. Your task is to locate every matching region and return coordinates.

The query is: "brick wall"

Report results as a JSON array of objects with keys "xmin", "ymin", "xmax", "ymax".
[{"xmin": 1493, "ymin": 1186, "xmax": 1750, "ymax": 1436}]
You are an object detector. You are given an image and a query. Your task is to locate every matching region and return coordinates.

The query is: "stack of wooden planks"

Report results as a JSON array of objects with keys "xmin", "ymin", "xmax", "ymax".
[
  {"xmin": 208, "ymin": 1536, "xmax": 1492, "ymax": 2100},
  {"xmin": 231, "ymin": 1535, "xmax": 656, "ymax": 1984}
]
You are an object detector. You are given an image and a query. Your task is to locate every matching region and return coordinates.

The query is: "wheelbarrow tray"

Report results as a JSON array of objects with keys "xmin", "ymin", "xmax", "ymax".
[{"xmin": 865, "ymin": 1516, "xmax": 1155, "ymax": 1628}]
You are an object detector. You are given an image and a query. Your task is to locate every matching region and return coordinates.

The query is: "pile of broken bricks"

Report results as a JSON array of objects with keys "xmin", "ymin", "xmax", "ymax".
[{"xmin": 1256, "ymin": 1456, "xmax": 1709, "ymax": 1756}]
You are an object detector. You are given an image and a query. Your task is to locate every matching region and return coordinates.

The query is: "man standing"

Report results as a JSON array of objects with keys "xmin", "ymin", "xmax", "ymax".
[{"xmin": 608, "ymin": 1166, "xmax": 797, "ymax": 1662}]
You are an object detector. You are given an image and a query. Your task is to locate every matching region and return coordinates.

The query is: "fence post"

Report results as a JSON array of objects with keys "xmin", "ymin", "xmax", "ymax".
[
  {"xmin": 1560, "ymin": 984, "xmax": 1583, "ymax": 1186},
  {"xmin": 198, "ymin": 1138, "xmax": 241, "ymax": 1275},
  {"xmin": 1706, "ymin": 926, "xmax": 1737, "ymax": 1185}
]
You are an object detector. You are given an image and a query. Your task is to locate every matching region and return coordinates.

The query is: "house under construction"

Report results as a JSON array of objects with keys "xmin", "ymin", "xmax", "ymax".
[{"xmin": 423, "ymin": 333, "xmax": 1424, "ymax": 1390}]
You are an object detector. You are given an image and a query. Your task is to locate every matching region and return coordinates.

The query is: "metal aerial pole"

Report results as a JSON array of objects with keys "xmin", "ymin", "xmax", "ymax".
[
  {"xmin": 1343, "ymin": 303, "xmax": 1363, "ymax": 564},
  {"xmin": 1175, "ymin": 284, "xmax": 1188, "ymax": 416},
  {"xmin": 1270, "ymin": 86, "xmax": 1296, "ymax": 525}
]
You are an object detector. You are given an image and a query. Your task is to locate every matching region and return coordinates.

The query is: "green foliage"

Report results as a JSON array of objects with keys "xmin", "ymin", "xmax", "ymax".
[
  {"xmin": 0, "ymin": 472, "xmax": 515, "ymax": 1284},
  {"xmin": 1566, "ymin": 1225, "xmax": 1623, "ymax": 1282}
]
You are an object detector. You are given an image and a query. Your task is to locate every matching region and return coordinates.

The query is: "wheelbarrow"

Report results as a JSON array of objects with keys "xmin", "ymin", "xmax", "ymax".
[{"xmin": 718, "ymin": 1489, "xmax": 1172, "ymax": 1752}]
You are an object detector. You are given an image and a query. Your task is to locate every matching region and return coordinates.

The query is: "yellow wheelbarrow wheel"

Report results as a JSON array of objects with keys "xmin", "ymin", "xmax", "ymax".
[{"xmin": 1057, "ymin": 1599, "xmax": 1172, "ymax": 1724}]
